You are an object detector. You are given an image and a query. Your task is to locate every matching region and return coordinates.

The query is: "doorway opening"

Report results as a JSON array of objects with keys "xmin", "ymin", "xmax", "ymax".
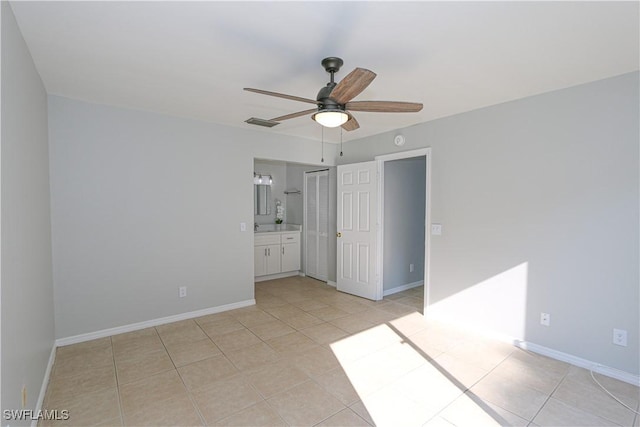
[
  {"xmin": 253, "ymin": 159, "xmax": 337, "ymax": 284},
  {"xmin": 376, "ymin": 148, "xmax": 431, "ymax": 310},
  {"xmin": 335, "ymin": 149, "xmax": 431, "ymax": 305}
]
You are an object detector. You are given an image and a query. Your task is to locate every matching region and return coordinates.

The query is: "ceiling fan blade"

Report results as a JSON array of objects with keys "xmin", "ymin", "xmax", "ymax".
[
  {"xmin": 345, "ymin": 101, "xmax": 423, "ymax": 113},
  {"xmin": 342, "ymin": 115, "xmax": 360, "ymax": 131},
  {"xmin": 244, "ymin": 88, "xmax": 318, "ymax": 105},
  {"xmin": 330, "ymin": 68, "xmax": 377, "ymax": 104},
  {"xmin": 270, "ymin": 108, "xmax": 317, "ymax": 122}
]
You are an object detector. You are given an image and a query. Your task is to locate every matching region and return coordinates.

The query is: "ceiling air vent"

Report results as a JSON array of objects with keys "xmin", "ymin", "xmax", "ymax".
[{"xmin": 245, "ymin": 117, "xmax": 279, "ymax": 128}]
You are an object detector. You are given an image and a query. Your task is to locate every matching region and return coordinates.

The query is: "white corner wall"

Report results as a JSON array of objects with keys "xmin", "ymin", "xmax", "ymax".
[
  {"xmin": 1, "ymin": 1, "xmax": 55, "ymax": 420},
  {"xmin": 338, "ymin": 72, "xmax": 639, "ymax": 375},
  {"xmin": 48, "ymin": 95, "xmax": 337, "ymax": 339}
]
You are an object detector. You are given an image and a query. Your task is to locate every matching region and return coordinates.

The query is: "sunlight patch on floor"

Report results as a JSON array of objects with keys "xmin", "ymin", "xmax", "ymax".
[{"xmin": 329, "ymin": 312, "xmax": 507, "ymax": 426}]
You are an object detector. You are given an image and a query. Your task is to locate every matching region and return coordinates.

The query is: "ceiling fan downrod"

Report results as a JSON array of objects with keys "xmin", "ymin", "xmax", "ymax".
[
  {"xmin": 321, "ymin": 57, "xmax": 344, "ymax": 82},
  {"xmin": 317, "ymin": 57, "xmax": 344, "ymax": 104}
]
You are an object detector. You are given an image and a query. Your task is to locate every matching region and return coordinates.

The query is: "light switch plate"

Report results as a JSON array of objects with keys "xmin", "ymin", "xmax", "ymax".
[
  {"xmin": 431, "ymin": 224, "xmax": 442, "ymax": 235},
  {"xmin": 240, "ymin": 222, "xmax": 246, "ymax": 232}
]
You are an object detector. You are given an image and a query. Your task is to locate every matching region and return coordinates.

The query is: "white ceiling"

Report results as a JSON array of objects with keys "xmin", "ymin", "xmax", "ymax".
[{"xmin": 10, "ymin": 1, "xmax": 639, "ymax": 143}]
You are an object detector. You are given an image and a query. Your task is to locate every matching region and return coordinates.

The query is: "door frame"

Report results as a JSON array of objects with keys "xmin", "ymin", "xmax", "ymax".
[{"xmin": 374, "ymin": 148, "xmax": 432, "ymax": 312}]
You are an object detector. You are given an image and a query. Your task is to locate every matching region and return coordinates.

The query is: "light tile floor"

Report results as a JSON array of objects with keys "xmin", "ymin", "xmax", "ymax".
[{"xmin": 42, "ymin": 276, "xmax": 640, "ymax": 426}]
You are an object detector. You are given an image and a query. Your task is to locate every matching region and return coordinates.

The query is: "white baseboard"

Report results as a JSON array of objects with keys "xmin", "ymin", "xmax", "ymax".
[
  {"xmin": 298, "ymin": 272, "xmax": 306, "ymax": 277},
  {"xmin": 425, "ymin": 312, "xmax": 639, "ymax": 387},
  {"xmin": 383, "ymin": 280, "xmax": 424, "ymax": 296},
  {"xmin": 515, "ymin": 341, "xmax": 640, "ymax": 386},
  {"xmin": 254, "ymin": 271, "xmax": 299, "ymax": 282},
  {"xmin": 327, "ymin": 280, "xmax": 337, "ymax": 287},
  {"xmin": 32, "ymin": 346, "xmax": 56, "ymax": 426},
  {"xmin": 56, "ymin": 299, "xmax": 255, "ymax": 347}
]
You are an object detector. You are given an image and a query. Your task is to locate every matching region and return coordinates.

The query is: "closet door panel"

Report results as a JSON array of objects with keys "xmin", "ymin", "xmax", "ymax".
[
  {"xmin": 317, "ymin": 172, "xmax": 329, "ymax": 280},
  {"xmin": 306, "ymin": 174, "xmax": 318, "ymax": 277},
  {"xmin": 305, "ymin": 171, "xmax": 329, "ymax": 281}
]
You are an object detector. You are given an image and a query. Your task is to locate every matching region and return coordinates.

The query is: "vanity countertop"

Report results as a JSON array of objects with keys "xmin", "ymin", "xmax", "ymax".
[{"xmin": 255, "ymin": 224, "xmax": 301, "ymax": 234}]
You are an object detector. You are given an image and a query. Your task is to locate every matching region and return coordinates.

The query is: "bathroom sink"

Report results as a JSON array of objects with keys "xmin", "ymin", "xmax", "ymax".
[{"xmin": 255, "ymin": 224, "xmax": 301, "ymax": 233}]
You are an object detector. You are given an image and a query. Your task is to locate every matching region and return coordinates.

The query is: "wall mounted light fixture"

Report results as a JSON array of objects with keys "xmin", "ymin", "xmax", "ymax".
[{"xmin": 254, "ymin": 172, "xmax": 273, "ymax": 185}]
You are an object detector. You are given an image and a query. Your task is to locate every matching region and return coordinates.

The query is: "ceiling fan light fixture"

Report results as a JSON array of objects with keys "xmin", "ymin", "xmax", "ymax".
[{"xmin": 312, "ymin": 109, "xmax": 349, "ymax": 128}]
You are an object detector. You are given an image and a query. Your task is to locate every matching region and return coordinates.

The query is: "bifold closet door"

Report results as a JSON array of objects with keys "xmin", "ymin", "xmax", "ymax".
[{"xmin": 305, "ymin": 170, "xmax": 329, "ymax": 281}]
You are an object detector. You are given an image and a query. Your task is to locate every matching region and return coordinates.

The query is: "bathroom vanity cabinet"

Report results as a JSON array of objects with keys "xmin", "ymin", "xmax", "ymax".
[{"xmin": 254, "ymin": 230, "xmax": 300, "ymax": 278}]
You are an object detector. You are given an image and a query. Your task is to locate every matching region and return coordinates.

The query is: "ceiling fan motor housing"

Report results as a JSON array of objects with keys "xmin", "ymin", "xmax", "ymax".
[
  {"xmin": 321, "ymin": 57, "xmax": 343, "ymax": 74},
  {"xmin": 317, "ymin": 82, "xmax": 341, "ymax": 107}
]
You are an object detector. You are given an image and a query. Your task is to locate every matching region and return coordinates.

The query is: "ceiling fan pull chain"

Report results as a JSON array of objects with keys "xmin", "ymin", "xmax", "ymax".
[
  {"xmin": 321, "ymin": 126, "xmax": 325, "ymax": 163},
  {"xmin": 340, "ymin": 127, "xmax": 344, "ymax": 157}
]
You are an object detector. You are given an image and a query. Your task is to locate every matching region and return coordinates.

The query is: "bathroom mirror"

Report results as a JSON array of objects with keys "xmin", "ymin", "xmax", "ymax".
[{"xmin": 254, "ymin": 184, "xmax": 271, "ymax": 215}]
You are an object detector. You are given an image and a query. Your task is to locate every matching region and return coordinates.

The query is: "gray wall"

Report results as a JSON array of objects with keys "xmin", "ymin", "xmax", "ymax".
[
  {"xmin": 1, "ymin": 1, "xmax": 55, "ymax": 420},
  {"xmin": 383, "ymin": 157, "xmax": 426, "ymax": 291},
  {"xmin": 48, "ymin": 95, "xmax": 337, "ymax": 339},
  {"xmin": 338, "ymin": 72, "xmax": 639, "ymax": 375}
]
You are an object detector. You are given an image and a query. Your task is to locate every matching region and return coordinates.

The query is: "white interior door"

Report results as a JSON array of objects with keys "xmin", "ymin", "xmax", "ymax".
[
  {"xmin": 336, "ymin": 161, "xmax": 380, "ymax": 300},
  {"xmin": 305, "ymin": 170, "xmax": 329, "ymax": 281}
]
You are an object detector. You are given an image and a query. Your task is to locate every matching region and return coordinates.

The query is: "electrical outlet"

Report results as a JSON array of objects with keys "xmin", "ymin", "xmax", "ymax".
[
  {"xmin": 431, "ymin": 224, "xmax": 442, "ymax": 235},
  {"xmin": 540, "ymin": 312, "xmax": 550, "ymax": 326},
  {"xmin": 613, "ymin": 328, "xmax": 627, "ymax": 346},
  {"xmin": 179, "ymin": 286, "xmax": 187, "ymax": 298},
  {"xmin": 409, "ymin": 263, "xmax": 414, "ymax": 273}
]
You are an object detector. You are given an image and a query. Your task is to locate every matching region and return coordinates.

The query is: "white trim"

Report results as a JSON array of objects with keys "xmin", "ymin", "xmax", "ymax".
[
  {"xmin": 383, "ymin": 281, "xmax": 424, "ymax": 296},
  {"xmin": 424, "ymin": 151, "xmax": 432, "ymax": 312},
  {"xmin": 327, "ymin": 280, "xmax": 337, "ymax": 287},
  {"xmin": 516, "ymin": 341, "xmax": 640, "ymax": 387},
  {"xmin": 298, "ymin": 272, "xmax": 306, "ymax": 277},
  {"xmin": 32, "ymin": 346, "xmax": 56, "ymax": 426},
  {"xmin": 425, "ymin": 312, "xmax": 640, "ymax": 387},
  {"xmin": 254, "ymin": 271, "xmax": 299, "ymax": 282},
  {"xmin": 591, "ymin": 364, "xmax": 640, "ymax": 387},
  {"xmin": 56, "ymin": 299, "xmax": 255, "ymax": 347},
  {"xmin": 374, "ymin": 148, "xmax": 432, "ymax": 311},
  {"xmin": 376, "ymin": 159, "xmax": 384, "ymax": 300},
  {"xmin": 374, "ymin": 148, "xmax": 432, "ymax": 162},
  {"xmin": 303, "ymin": 172, "xmax": 308, "ymax": 279}
]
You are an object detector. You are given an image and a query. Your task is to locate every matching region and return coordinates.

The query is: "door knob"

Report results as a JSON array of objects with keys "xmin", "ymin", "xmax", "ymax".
[{"xmin": 337, "ymin": 232, "xmax": 342, "ymax": 238}]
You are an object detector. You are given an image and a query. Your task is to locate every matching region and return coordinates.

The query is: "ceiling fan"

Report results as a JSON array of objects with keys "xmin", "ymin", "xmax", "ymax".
[{"xmin": 244, "ymin": 57, "xmax": 423, "ymax": 132}]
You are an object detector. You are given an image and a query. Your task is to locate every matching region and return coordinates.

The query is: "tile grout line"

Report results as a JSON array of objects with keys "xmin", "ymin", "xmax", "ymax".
[
  {"xmin": 403, "ymin": 331, "xmax": 483, "ymax": 426},
  {"xmin": 202, "ymin": 328, "xmax": 292, "ymax": 423},
  {"xmin": 111, "ymin": 336, "xmax": 125, "ymax": 426},
  {"xmin": 184, "ymin": 309, "xmax": 291, "ymax": 424},
  {"xmin": 154, "ymin": 324, "xmax": 209, "ymax": 427},
  {"xmin": 259, "ymin": 399, "xmax": 291, "ymax": 427},
  {"xmin": 521, "ymin": 357, "xmax": 570, "ymax": 424},
  {"xmin": 417, "ymin": 328, "xmax": 521, "ymax": 426},
  {"xmin": 213, "ymin": 283, "xmax": 304, "ymax": 424}
]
